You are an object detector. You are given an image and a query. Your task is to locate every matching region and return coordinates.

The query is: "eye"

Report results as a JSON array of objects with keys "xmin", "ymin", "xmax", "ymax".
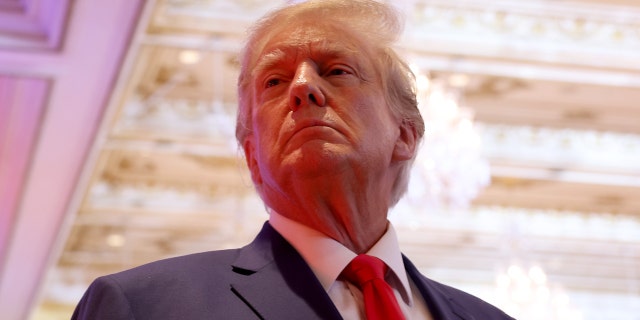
[
  {"xmin": 326, "ymin": 66, "xmax": 353, "ymax": 77},
  {"xmin": 265, "ymin": 78, "xmax": 281, "ymax": 88}
]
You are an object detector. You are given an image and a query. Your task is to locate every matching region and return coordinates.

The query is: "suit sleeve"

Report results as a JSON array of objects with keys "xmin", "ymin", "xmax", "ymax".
[{"xmin": 71, "ymin": 276, "xmax": 136, "ymax": 320}]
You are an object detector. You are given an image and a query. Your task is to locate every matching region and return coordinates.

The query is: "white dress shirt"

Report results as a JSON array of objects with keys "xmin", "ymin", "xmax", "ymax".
[{"xmin": 269, "ymin": 211, "xmax": 433, "ymax": 320}]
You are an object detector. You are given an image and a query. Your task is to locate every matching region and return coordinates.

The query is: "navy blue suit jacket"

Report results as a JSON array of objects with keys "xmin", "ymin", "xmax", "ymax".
[{"xmin": 72, "ymin": 222, "xmax": 513, "ymax": 319}]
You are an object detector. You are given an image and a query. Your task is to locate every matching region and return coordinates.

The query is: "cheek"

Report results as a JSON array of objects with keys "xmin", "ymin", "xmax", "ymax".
[
  {"xmin": 253, "ymin": 116, "xmax": 283, "ymax": 164},
  {"xmin": 254, "ymin": 101, "xmax": 292, "ymax": 141},
  {"xmin": 357, "ymin": 101, "xmax": 399, "ymax": 143},
  {"xmin": 352, "ymin": 96, "xmax": 390, "ymax": 127}
]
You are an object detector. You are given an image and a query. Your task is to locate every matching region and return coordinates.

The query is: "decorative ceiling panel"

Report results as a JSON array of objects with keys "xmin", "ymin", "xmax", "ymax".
[
  {"xmin": 0, "ymin": 0, "xmax": 71, "ymax": 50},
  {"xmin": 0, "ymin": 0, "xmax": 144, "ymax": 318},
  {"xmin": 111, "ymin": 44, "xmax": 238, "ymax": 148},
  {"xmin": 403, "ymin": 0, "xmax": 640, "ymax": 71},
  {"xmin": 0, "ymin": 75, "xmax": 49, "ymax": 265},
  {"xmin": 147, "ymin": 0, "xmax": 284, "ymax": 35}
]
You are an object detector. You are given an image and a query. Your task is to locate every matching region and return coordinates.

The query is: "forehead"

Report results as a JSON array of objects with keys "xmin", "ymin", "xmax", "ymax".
[{"xmin": 252, "ymin": 22, "xmax": 375, "ymax": 72}]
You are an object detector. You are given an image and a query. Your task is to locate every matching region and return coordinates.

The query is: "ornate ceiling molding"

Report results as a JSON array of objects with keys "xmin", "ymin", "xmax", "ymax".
[
  {"xmin": 0, "ymin": 0, "xmax": 71, "ymax": 50},
  {"xmin": 480, "ymin": 124, "xmax": 640, "ymax": 177},
  {"xmin": 0, "ymin": 75, "xmax": 49, "ymax": 261},
  {"xmin": 403, "ymin": 0, "xmax": 640, "ymax": 71},
  {"xmin": 0, "ymin": 0, "xmax": 145, "ymax": 319},
  {"xmin": 148, "ymin": 0, "xmax": 284, "ymax": 35}
]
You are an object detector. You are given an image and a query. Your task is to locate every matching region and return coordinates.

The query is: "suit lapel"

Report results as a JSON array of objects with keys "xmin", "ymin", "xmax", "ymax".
[
  {"xmin": 230, "ymin": 222, "xmax": 342, "ymax": 320},
  {"xmin": 403, "ymin": 255, "xmax": 476, "ymax": 320}
]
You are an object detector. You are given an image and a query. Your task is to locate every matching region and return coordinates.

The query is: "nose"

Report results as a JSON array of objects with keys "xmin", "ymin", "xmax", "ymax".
[{"xmin": 288, "ymin": 62, "xmax": 326, "ymax": 111}]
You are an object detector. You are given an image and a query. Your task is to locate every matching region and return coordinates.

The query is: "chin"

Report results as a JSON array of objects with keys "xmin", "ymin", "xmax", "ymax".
[{"xmin": 283, "ymin": 144, "xmax": 352, "ymax": 177}]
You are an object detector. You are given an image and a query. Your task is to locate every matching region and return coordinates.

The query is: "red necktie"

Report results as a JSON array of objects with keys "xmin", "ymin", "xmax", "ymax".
[{"xmin": 341, "ymin": 254, "xmax": 405, "ymax": 320}]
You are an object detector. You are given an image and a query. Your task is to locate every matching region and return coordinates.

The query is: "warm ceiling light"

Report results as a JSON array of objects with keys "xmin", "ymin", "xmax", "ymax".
[
  {"xmin": 106, "ymin": 233, "xmax": 126, "ymax": 248},
  {"xmin": 179, "ymin": 50, "xmax": 201, "ymax": 65},
  {"xmin": 448, "ymin": 73, "xmax": 470, "ymax": 88}
]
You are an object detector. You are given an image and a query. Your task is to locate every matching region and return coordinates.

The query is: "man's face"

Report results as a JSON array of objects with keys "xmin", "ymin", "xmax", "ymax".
[{"xmin": 243, "ymin": 21, "xmax": 407, "ymax": 199}]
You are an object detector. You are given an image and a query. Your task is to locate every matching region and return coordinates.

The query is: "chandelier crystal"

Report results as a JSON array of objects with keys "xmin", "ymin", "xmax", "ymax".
[
  {"xmin": 406, "ymin": 68, "xmax": 490, "ymax": 210},
  {"xmin": 496, "ymin": 263, "xmax": 583, "ymax": 320}
]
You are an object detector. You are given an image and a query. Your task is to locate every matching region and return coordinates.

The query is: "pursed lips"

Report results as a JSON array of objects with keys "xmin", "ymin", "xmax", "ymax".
[{"xmin": 285, "ymin": 119, "xmax": 342, "ymax": 145}]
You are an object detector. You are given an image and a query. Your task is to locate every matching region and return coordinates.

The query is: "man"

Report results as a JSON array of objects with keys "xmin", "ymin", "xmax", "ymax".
[{"xmin": 72, "ymin": 0, "xmax": 513, "ymax": 319}]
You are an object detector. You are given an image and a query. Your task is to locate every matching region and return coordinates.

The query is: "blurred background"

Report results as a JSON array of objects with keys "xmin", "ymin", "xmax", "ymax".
[{"xmin": 1, "ymin": 0, "xmax": 639, "ymax": 319}]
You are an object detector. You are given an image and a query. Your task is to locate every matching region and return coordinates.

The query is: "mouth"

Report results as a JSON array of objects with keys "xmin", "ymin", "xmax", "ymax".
[{"xmin": 286, "ymin": 119, "xmax": 342, "ymax": 145}]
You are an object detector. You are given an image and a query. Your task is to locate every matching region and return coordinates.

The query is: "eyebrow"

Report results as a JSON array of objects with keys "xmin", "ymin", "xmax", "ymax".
[
  {"xmin": 251, "ymin": 41, "xmax": 360, "ymax": 78},
  {"xmin": 252, "ymin": 48, "xmax": 288, "ymax": 78}
]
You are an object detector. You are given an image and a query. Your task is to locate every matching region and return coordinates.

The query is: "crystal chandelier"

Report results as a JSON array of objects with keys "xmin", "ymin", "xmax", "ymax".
[
  {"xmin": 496, "ymin": 263, "xmax": 583, "ymax": 320},
  {"xmin": 406, "ymin": 68, "xmax": 490, "ymax": 210},
  {"xmin": 494, "ymin": 217, "xmax": 584, "ymax": 320}
]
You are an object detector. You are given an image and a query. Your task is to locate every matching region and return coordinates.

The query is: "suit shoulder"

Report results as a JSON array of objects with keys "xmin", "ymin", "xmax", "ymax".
[
  {"xmin": 111, "ymin": 248, "xmax": 240, "ymax": 281},
  {"xmin": 73, "ymin": 249, "xmax": 258, "ymax": 319}
]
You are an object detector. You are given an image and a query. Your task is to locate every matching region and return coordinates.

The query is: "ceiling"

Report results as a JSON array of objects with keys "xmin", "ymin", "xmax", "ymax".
[{"xmin": 1, "ymin": 0, "xmax": 639, "ymax": 319}]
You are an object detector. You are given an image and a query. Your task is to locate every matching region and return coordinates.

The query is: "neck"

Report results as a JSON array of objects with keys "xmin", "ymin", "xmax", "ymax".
[{"xmin": 262, "ymin": 167, "xmax": 395, "ymax": 253}]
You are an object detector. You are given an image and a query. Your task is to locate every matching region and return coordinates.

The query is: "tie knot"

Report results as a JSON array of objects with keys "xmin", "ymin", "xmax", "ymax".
[{"xmin": 342, "ymin": 254, "xmax": 388, "ymax": 288}]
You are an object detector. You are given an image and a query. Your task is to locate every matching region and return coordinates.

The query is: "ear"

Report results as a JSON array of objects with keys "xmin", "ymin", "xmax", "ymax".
[
  {"xmin": 242, "ymin": 137, "xmax": 263, "ymax": 187},
  {"xmin": 392, "ymin": 120, "xmax": 418, "ymax": 161}
]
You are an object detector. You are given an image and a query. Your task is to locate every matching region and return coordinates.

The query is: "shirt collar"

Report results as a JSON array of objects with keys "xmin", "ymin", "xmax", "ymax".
[{"xmin": 268, "ymin": 210, "xmax": 414, "ymax": 305}]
